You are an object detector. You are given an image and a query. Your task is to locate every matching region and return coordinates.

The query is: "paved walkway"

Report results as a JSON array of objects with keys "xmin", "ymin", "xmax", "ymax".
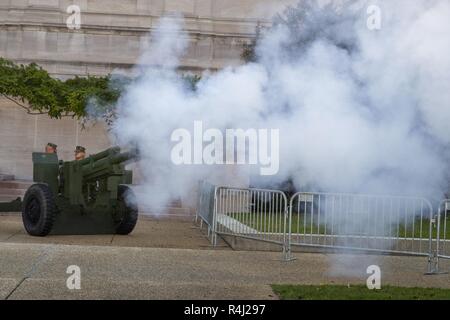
[
  {"xmin": 0, "ymin": 215, "xmax": 449, "ymax": 299},
  {"xmin": 0, "ymin": 214, "xmax": 221, "ymax": 249}
]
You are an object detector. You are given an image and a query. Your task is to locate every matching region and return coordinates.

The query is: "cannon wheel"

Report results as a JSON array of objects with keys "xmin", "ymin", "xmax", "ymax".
[
  {"xmin": 115, "ymin": 185, "xmax": 138, "ymax": 235},
  {"xmin": 22, "ymin": 184, "xmax": 56, "ymax": 236}
]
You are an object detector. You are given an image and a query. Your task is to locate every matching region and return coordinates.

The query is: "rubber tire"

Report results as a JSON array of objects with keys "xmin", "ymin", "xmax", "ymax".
[
  {"xmin": 115, "ymin": 185, "xmax": 138, "ymax": 235},
  {"xmin": 22, "ymin": 184, "xmax": 56, "ymax": 236}
]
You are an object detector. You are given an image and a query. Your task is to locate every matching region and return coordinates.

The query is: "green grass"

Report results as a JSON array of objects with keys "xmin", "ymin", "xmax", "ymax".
[
  {"xmin": 272, "ymin": 284, "xmax": 450, "ymax": 300},
  {"xmin": 227, "ymin": 212, "xmax": 450, "ymax": 239}
]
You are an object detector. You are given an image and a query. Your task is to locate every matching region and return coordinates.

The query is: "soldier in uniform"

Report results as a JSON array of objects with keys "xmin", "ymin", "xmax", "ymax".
[
  {"xmin": 74, "ymin": 146, "xmax": 86, "ymax": 161},
  {"xmin": 45, "ymin": 142, "xmax": 57, "ymax": 154}
]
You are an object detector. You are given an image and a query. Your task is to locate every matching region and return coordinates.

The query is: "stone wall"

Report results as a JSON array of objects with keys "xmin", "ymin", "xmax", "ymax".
[
  {"xmin": 0, "ymin": 0, "xmax": 296, "ymax": 183},
  {"xmin": 0, "ymin": 98, "xmax": 111, "ymax": 179},
  {"xmin": 0, "ymin": 0, "xmax": 296, "ymax": 77}
]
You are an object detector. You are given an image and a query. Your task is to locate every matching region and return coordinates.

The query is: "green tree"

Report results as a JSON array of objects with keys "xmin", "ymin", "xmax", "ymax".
[
  {"xmin": 0, "ymin": 57, "xmax": 123, "ymax": 119},
  {"xmin": 0, "ymin": 58, "xmax": 201, "ymax": 125}
]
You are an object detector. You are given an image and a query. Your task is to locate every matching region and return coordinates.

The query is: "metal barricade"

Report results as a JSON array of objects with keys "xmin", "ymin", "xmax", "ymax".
[
  {"xmin": 432, "ymin": 200, "xmax": 450, "ymax": 273},
  {"xmin": 196, "ymin": 180, "xmax": 217, "ymax": 243},
  {"xmin": 211, "ymin": 186, "xmax": 289, "ymax": 256},
  {"xmin": 198, "ymin": 184, "xmax": 442, "ymax": 270},
  {"xmin": 288, "ymin": 192, "xmax": 434, "ymax": 263}
]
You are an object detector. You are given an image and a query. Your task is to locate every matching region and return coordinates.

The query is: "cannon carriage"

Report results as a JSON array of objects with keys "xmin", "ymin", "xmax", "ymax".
[{"xmin": 0, "ymin": 146, "xmax": 139, "ymax": 236}]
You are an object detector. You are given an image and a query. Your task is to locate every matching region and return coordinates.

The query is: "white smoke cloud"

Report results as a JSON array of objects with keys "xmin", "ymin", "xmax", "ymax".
[{"xmin": 112, "ymin": 0, "xmax": 450, "ymax": 213}]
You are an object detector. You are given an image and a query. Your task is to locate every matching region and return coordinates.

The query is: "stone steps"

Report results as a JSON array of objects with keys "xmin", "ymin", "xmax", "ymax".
[
  {"xmin": 0, "ymin": 174, "xmax": 14, "ymax": 181},
  {"xmin": 0, "ymin": 177, "xmax": 194, "ymax": 220},
  {"xmin": 0, "ymin": 180, "xmax": 33, "ymax": 189},
  {"xmin": 0, "ymin": 179, "xmax": 32, "ymax": 202},
  {"xmin": 0, "ymin": 188, "xmax": 27, "ymax": 196},
  {"xmin": 0, "ymin": 195, "xmax": 23, "ymax": 202},
  {"xmin": 139, "ymin": 206, "xmax": 194, "ymax": 221},
  {"xmin": 131, "ymin": 186, "xmax": 191, "ymax": 219}
]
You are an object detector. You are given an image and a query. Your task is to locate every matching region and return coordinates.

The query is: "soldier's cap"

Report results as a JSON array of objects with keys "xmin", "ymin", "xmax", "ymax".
[
  {"xmin": 75, "ymin": 146, "xmax": 86, "ymax": 153},
  {"xmin": 47, "ymin": 142, "xmax": 57, "ymax": 149}
]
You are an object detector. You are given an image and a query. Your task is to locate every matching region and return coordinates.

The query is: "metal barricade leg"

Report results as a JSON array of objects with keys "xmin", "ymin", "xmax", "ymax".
[
  {"xmin": 425, "ymin": 211, "xmax": 438, "ymax": 275},
  {"xmin": 425, "ymin": 201, "xmax": 449, "ymax": 275},
  {"xmin": 282, "ymin": 204, "xmax": 295, "ymax": 261},
  {"xmin": 426, "ymin": 252, "xmax": 439, "ymax": 275}
]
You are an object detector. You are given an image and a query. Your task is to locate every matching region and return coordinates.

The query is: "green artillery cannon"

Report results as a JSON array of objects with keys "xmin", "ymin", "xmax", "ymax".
[{"xmin": 0, "ymin": 146, "xmax": 139, "ymax": 236}]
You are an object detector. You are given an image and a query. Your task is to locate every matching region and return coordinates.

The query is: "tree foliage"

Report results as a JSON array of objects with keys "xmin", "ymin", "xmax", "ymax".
[
  {"xmin": 241, "ymin": 23, "xmax": 265, "ymax": 63},
  {"xmin": 0, "ymin": 58, "xmax": 201, "ymax": 124},
  {"xmin": 0, "ymin": 57, "xmax": 122, "ymax": 119},
  {"xmin": 241, "ymin": 0, "xmax": 358, "ymax": 63}
]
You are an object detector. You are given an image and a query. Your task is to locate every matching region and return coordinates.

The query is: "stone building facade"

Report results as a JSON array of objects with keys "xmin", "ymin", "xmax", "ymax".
[{"xmin": 0, "ymin": 0, "xmax": 294, "ymax": 183}]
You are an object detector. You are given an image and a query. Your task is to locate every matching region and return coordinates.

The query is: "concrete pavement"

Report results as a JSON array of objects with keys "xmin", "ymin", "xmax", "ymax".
[
  {"xmin": 0, "ymin": 215, "xmax": 449, "ymax": 299},
  {"xmin": 0, "ymin": 214, "xmax": 222, "ymax": 249}
]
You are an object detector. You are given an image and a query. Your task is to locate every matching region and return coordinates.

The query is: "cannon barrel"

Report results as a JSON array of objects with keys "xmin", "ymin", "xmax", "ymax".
[
  {"xmin": 110, "ymin": 151, "xmax": 137, "ymax": 165},
  {"xmin": 78, "ymin": 146, "xmax": 120, "ymax": 166},
  {"xmin": 90, "ymin": 146, "xmax": 121, "ymax": 161},
  {"xmin": 80, "ymin": 147, "xmax": 139, "ymax": 177}
]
